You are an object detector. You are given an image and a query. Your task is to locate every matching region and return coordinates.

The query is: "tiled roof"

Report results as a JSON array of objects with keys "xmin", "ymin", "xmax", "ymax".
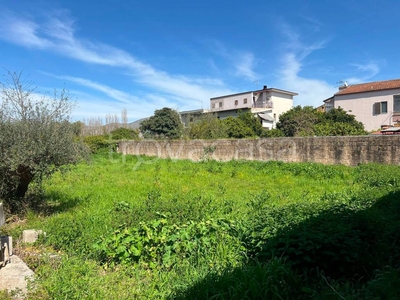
[{"xmin": 335, "ymin": 79, "xmax": 400, "ymax": 95}]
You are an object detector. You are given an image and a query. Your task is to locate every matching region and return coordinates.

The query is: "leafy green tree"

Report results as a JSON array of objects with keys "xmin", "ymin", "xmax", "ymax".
[
  {"xmin": 323, "ymin": 108, "xmax": 366, "ymax": 135},
  {"xmin": 0, "ymin": 71, "xmax": 88, "ymax": 212},
  {"xmin": 324, "ymin": 107, "xmax": 359, "ymax": 123},
  {"xmin": 237, "ymin": 111, "xmax": 263, "ymax": 136},
  {"xmin": 71, "ymin": 121, "xmax": 84, "ymax": 136},
  {"xmin": 140, "ymin": 107, "xmax": 183, "ymax": 139},
  {"xmin": 188, "ymin": 111, "xmax": 264, "ymax": 139},
  {"xmin": 277, "ymin": 106, "xmax": 323, "ymax": 137},
  {"xmin": 277, "ymin": 106, "xmax": 367, "ymax": 137},
  {"xmin": 223, "ymin": 117, "xmax": 254, "ymax": 138},
  {"xmin": 314, "ymin": 121, "xmax": 367, "ymax": 136},
  {"xmin": 187, "ymin": 113, "xmax": 228, "ymax": 139}
]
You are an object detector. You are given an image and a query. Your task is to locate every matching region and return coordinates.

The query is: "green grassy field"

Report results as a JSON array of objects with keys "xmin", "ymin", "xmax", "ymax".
[{"xmin": 3, "ymin": 152, "xmax": 400, "ymax": 299}]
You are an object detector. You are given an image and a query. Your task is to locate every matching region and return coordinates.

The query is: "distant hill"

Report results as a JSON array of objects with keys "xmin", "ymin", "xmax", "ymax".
[{"xmin": 128, "ymin": 118, "xmax": 148, "ymax": 130}]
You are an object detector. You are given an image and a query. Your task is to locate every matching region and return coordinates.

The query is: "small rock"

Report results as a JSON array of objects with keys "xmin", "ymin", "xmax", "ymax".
[{"xmin": 22, "ymin": 230, "xmax": 44, "ymax": 244}]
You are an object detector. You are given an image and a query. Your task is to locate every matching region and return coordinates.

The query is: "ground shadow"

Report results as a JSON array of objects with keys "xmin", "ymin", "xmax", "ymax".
[
  {"xmin": 172, "ymin": 190, "xmax": 400, "ymax": 299},
  {"xmin": 29, "ymin": 190, "xmax": 87, "ymax": 216}
]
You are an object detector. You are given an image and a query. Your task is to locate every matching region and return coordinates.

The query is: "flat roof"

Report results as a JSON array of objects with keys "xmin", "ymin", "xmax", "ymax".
[
  {"xmin": 179, "ymin": 108, "xmax": 207, "ymax": 114},
  {"xmin": 210, "ymin": 87, "xmax": 298, "ymax": 100}
]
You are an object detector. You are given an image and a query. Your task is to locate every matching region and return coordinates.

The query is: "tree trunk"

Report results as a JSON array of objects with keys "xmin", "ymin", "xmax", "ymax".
[{"xmin": 10, "ymin": 166, "xmax": 33, "ymax": 199}]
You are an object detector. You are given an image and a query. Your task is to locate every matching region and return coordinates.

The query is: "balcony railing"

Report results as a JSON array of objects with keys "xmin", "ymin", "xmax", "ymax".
[{"xmin": 253, "ymin": 101, "xmax": 273, "ymax": 109}]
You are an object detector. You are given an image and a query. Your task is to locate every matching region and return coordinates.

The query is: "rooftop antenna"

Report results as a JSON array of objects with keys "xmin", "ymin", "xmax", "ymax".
[
  {"xmin": 337, "ymin": 80, "xmax": 348, "ymax": 87},
  {"xmin": 253, "ymin": 79, "xmax": 259, "ymax": 90}
]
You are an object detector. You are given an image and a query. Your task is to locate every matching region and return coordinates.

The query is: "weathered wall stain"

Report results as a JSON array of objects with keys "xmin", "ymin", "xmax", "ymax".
[{"xmin": 118, "ymin": 136, "xmax": 400, "ymax": 166}]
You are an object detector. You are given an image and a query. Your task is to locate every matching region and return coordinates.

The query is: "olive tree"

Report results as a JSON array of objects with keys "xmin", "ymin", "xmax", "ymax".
[{"xmin": 0, "ymin": 71, "xmax": 88, "ymax": 212}]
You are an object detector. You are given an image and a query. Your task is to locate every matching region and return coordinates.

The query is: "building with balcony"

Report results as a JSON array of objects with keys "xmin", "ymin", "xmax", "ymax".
[
  {"xmin": 323, "ymin": 79, "xmax": 400, "ymax": 131},
  {"xmin": 209, "ymin": 85, "xmax": 298, "ymax": 129}
]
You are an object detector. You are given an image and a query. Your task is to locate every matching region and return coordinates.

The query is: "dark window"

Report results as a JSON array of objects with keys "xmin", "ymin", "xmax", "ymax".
[
  {"xmin": 394, "ymin": 95, "xmax": 400, "ymax": 112},
  {"xmin": 219, "ymin": 102, "xmax": 223, "ymax": 108},
  {"xmin": 374, "ymin": 101, "xmax": 388, "ymax": 115},
  {"xmin": 234, "ymin": 100, "xmax": 238, "ymax": 106},
  {"xmin": 243, "ymin": 98, "xmax": 247, "ymax": 104},
  {"xmin": 381, "ymin": 101, "xmax": 388, "ymax": 113}
]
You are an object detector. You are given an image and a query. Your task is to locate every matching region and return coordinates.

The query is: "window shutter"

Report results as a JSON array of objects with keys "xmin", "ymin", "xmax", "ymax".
[{"xmin": 373, "ymin": 102, "xmax": 381, "ymax": 115}]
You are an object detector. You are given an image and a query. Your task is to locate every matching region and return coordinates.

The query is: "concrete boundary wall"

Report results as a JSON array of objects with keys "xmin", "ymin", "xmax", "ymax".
[{"xmin": 118, "ymin": 136, "xmax": 400, "ymax": 166}]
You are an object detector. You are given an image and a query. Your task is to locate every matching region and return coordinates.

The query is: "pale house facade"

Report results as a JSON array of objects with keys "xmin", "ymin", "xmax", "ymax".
[
  {"xmin": 324, "ymin": 79, "xmax": 400, "ymax": 131},
  {"xmin": 210, "ymin": 85, "xmax": 297, "ymax": 129}
]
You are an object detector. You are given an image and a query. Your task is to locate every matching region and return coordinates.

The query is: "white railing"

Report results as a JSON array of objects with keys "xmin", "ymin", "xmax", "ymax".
[{"xmin": 253, "ymin": 101, "xmax": 273, "ymax": 109}]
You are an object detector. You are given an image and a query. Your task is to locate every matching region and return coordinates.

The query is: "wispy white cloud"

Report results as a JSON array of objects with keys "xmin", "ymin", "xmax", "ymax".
[
  {"xmin": 279, "ymin": 53, "xmax": 337, "ymax": 106},
  {"xmin": 234, "ymin": 52, "xmax": 258, "ymax": 81},
  {"xmin": 345, "ymin": 62, "xmax": 380, "ymax": 84},
  {"xmin": 40, "ymin": 72, "xmax": 203, "ymax": 121},
  {"xmin": 66, "ymin": 87, "xmax": 184, "ymax": 122},
  {"xmin": 299, "ymin": 15, "xmax": 323, "ymax": 33},
  {"xmin": 3, "ymin": 16, "xmax": 53, "ymax": 49},
  {"xmin": 52, "ymin": 74, "xmax": 138, "ymax": 104},
  {"xmin": 207, "ymin": 40, "xmax": 259, "ymax": 81},
  {"xmin": 276, "ymin": 20, "xmax": 384, "ymax": 106},
  {"xmin": 276, "ymin": 21, "xmax": 337, "ymax": 107},
  {"xmin": 0, "ymin": 10, "xmax": 233, "ymax": 112},
  {"xmin": 279, "ymin": 21, "xmax": 328, "ymax": 59}
]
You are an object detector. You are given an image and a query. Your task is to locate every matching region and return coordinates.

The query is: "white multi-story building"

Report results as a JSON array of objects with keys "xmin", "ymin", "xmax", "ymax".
[{"xmin": 209, "ymin": 85, "xmax": 298, "ymax": 129}]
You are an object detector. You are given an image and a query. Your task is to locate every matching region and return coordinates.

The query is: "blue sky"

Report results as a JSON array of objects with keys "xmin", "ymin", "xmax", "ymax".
[{"xmin": 1, "ymin": 0, "xmax": 399, "ymax": 122}]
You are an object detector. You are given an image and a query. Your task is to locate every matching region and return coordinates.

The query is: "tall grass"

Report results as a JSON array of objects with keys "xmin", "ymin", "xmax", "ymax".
[{"xmin": 4, "ymin": 152, "xmax": 400, "ymax": 299}]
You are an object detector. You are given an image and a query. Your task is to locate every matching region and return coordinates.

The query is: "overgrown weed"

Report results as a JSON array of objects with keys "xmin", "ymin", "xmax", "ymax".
[{"xmin": 12, "ymin": 152, "xmax": 400, "ymax": 299}]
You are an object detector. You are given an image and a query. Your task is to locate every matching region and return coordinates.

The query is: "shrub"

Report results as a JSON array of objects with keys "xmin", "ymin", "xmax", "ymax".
[
  {"xmin": 83, "ymin": 135, "xmax": 111, "ymax": 153},
  {"xmin": 94, "ymin": 215, "xmax": 244, "ymax": 269},
  {"xmin": 259, "ymin": 128, "xmax": 285, "ymax": 138},
  {"xmin": 110, "ymin": 127, "xmax": 138, "ymax": 140}
]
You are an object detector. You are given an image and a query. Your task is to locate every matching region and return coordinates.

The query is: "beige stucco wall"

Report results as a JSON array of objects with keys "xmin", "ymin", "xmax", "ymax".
[
  {"xmin": 210, "ymin": 90, "xmax": 293, "ymax": 129},
  {"xmin": 335, "ymin": 88, "xmax": 400, "ymax": 131},
  {"xmin": 118, "ymin": 135, "xmax": 400, "ymax": 166},
  {"xmin": 210, "ymin": 92, "xmax": 253, "ymax": 112},
  {"xmin": 269, "ymin": 91, "xmax": 293, "ymax": 123},
  {"xmin": 210, "ymin": 90, "xmax": 293, "ymax": 114}
]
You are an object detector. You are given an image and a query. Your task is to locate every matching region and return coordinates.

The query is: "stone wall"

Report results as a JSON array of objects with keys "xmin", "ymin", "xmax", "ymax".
[{"xmin": 118, "ymin": 135, "xmax": 400, "ymax": 166}]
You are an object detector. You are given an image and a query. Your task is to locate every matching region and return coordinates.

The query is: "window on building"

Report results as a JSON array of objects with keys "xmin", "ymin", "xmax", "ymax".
[
  {"xmin": 234, "ymin": 100, "xmax": 238, "ymax": 106},
  {"xmin": 374, "ymin": 101, "xmax": 388, "ymax": 115},
  {"xmin": 219, "ymin": 102, "xmax": 223, "ymax": 108},
  {"xmin": 325, "ymin": 100, "xmax": 334, "ymax": 112},
  {"xmin": 382, "ymin": 101, "xmax": 388, "ymax": 113},
  {"xmin": 243, "ymin": 98, "xmax": 247, "ymax": 104},
  {"xmin": 394, "ymin": 95, "xmax": 400, "ymax": 112},
  {"xmin": 212, "ymin": 103, "xmax": 215, "ymax": 109}
]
